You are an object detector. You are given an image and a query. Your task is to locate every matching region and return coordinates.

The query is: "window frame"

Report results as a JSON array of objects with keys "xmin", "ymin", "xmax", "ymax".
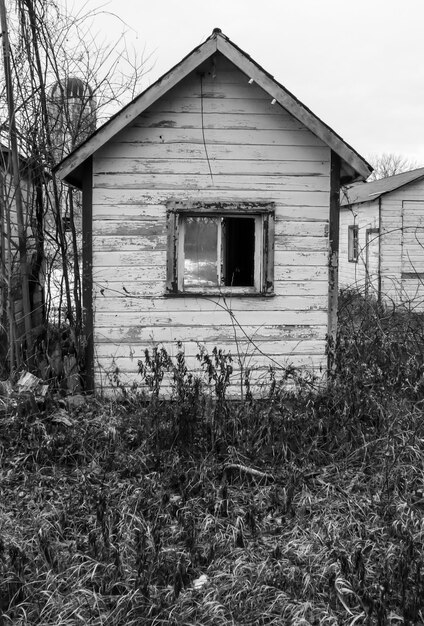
[
  {"xmin": 348, "ymin": 224, "xmax": 359, "ymax": 263},
  {"xmin": 166, "ymin": 201, "xmax": 275, "ymax": 296}
]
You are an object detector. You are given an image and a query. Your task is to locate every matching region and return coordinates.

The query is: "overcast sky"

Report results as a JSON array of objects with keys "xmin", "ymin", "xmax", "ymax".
[{"xmin": 70, "ymin": 0, "xmax": 424, "ymax": 166}]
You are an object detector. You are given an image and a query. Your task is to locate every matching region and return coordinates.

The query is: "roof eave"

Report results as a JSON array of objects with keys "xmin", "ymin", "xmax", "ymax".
[
  {"xmin": 56, "ymin": 35, "xmax": 219, "ymax": 185},
  {"xmin": 56, "ymin": 29, "xmax": 372, "ymax": 186},
  {"xmin": 215, "ymin": 36, "xmax": 371, "ymax": 183},
  {"xmin": 341, "ymin": 172, "xmax": 424, "ymax": 206}
]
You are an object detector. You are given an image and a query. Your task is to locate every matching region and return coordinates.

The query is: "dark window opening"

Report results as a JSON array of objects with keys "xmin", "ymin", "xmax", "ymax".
[
  {"xmin": 63, "ymin": 216, "xmax": 72, "ymax": 232},
  {"xmin": 223, "ymin": 217, "xmax": 255, "ymax": 286},
  {"xmin": 348, "ymin": 225, "xmax": 359, "ymax": 262}
]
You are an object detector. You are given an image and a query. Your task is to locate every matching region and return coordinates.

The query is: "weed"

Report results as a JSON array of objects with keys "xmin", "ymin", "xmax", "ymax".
[{"xmin": 1, "ymin": 290, "xmax": 424, "ymax": 623}]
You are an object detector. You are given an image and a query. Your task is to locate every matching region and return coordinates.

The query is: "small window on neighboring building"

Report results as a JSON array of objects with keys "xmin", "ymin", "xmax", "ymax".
[
  {"xmin": 348, "ymin": 225, "xmax": 359, "ymax": 262},
  {"xmin": 62, "ymin": 216, "xmax": 72, "ymax": 232},
  {"xmin": 166, "ymin": 203, "xmax": 274, "ymax": 295}
]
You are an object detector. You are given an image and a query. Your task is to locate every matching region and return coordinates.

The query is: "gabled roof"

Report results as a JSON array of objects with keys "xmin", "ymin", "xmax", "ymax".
[
  {"xmin": 341, "ymin": 167, "xmax": 424, "ymax": 206},
  {"xmin": 55, "ymin": 28, "xmax": 372, "ymax": 188}
]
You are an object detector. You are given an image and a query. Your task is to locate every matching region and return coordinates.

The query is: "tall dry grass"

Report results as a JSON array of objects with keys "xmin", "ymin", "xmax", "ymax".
[{"xmin": 1, "ymin": 290, "xmax": 424, "ymax": 624}]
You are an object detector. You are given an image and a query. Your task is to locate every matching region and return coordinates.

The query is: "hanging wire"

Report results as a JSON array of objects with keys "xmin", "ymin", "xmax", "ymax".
[{"xmin": 199, "ymin": 73, "xmax": 214, "ymax": 184}]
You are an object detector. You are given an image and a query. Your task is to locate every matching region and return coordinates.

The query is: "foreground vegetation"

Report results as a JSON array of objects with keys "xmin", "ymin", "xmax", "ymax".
[{"xmin": 1, "ymin": 291, "xmax": 424, "ymax": 625}]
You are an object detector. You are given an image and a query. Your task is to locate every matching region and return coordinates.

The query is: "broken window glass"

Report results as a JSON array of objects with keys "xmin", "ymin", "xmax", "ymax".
[{"xmin": 184, "ymin": 216, "xmax": 218, "ymax": 287}]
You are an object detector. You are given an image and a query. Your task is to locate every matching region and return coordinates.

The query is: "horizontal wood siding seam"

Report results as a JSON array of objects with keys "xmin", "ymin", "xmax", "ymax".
[
  {"xmin": 95, "ymin": 354, "xmax": 327, "ymax": 374},
  {"xmin": 92, "ymin": 219, "xmax": 328, "ymax": 237},
  {"xmin": 99, "ymin": 142, "xmax": 330, "ymax": 161},
  {"xmin": 93, "ymin": 294, "xmax": 328, "ymax": 313},
  {"xmin": 93, "ymin": 158, "xmax": 329, "ymax": 177},
  {"xmin": 92, "ymin": 189, "xmax": 331, "ymax": 207},
  {"xmin": 91, "ymin": 234, "xmax": 328, "ymax": 253},
  {"xmin": 131, "ymin": 111, "xmax": 308, "ymax": 131},
  {"xmin": 92, "ymin": 173, "xmax": 330, "ymax": 193},
  {"xmin": 93, "ymin": 324, "xmax": 328, "ymax": 343},
  {"xmin": 94, "ymin": 339, "xmax": 327, "ymax": 359},
  {"xmin": 92, "ymin": 203, "xmax": 331, "ymax": 220},
  {"xmin": 113, "ymin": 127, "xmax": 327, "ymax": 148},
  {"xmin": 92, "ymin": 249, "xmax": 329, "ymax": 267},
  {"xmin": 93, "ymin": 309, "xmax": 329, "ymax": 328}
]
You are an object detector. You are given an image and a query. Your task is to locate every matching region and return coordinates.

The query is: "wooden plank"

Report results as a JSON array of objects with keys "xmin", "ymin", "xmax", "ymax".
[
  {"xmin": 92, "ymin": 218, "xmax": 328, "ymax": 238},
  {"xmin": 93, "ymin": 220, "xmax": 166, "ymax": 236},
  {"xmin": 96, "ymin": 353, "xmax": 327, "ymax": 374},
  {"xmin": 94, "ymin": 339, "xmax": 327, "ymax": 359},
  {"xmin": 93, "ymin": 204, "xmax": 330, "ymax": 223},
  {"xmin": 92, "ymin": 235, "xmax": 167, "ymax": 252},
  {"xmin": 151, "ymin": 96, "xmax": 295, "ymax": 115},
  {"xmin": 92, "ymin": 189, "xmax": 331, "ymax": 208},
  {"xmin": 92, "ymin": 173, "xmax": 330, "ymax": 193},
  {"xmin": 133, "ymin": 111, "xmax": 307, "ymax": 131},
  {"xmin": 93, "ymin": 275, "xmax": 328, "ymax": 297},
  {"xmin": 92, "ymin": 204, "xmax": 166, "ymax": 221},
  {"xmin": 93, "ymin": 294, "xmax": 328, "ymax": 313},
  {"xmin": 274, "ymin": 264, "xmax": 328, "ymax": 282},
  {"xmin": 93, "ymin": 250, "xmax": 166, "ymax": 266},
  {"xmin": 94, "ymin": 309, "xmax": 328, "ymax": 328},
  {"xmin": 94, "ymin": 323, "xmax": 327, "ymax": 344},
  {"xmin": 275, "ymin": 250, "xmax": 328, "ymax": 266},
  {"xmin": 275, "ymin": 236, "xmax": 328, "ymax": 252},
  {"xmin": 114, "ymin": 126, "xmax": 326, "ymax": 147},
  {"xmin": 92, "ymin": 248, "xmax": 328, "ymax": 268},
  {"xmin": 93, "ymin": 265, "xmax": 166, "ymax": 283},
  {"xmin": 166, "ymin": 79, "xmax": 271, "ymax": 100},
  {"xmin": 93, "ymin": 157, "xmax": 330, "ymax": 177},
  {"xmin": 276, "ymin": 221, "xmax": 328, "ymax": 237},
  {"xmin": 98, "ymin": 141, "xmax": 330, "ymax": 162}
]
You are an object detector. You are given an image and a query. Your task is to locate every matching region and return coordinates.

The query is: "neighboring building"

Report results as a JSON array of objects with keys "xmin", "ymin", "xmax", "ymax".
[
  {"xmin": 0, "ymin": 142, "xmax": 44, "ymax": 371},
  {"xmin": 339, "ymin": 167, "xmax": 424, "ymax": 307},
  {"xmin": 55, "ymin": 28, "xmax": 371, "ymax": 395}
]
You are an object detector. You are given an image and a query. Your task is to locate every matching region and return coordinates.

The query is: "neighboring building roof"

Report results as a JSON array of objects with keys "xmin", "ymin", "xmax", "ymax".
[
  {"xmin": 341, "ymin": 167, "xmax": 424, "ymax": 206},
  {"xmin": 0, "ymin": 140, "xmax": 30, "ymax": 171},
  {"xmin": 55, "ymin": 28, "xmax": 372, "ymax": 188}
]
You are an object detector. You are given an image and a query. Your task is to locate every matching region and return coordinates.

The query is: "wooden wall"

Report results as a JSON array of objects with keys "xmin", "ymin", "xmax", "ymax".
[
  {"xmin": 0, "ymin": 167, "xmax": 43, "ymax": 350},
  {"xmin": 91, "ymin": 53, "xmax": 332, "ymax": 394},
  {"xmin": 339, "ymin": 178, "xmax": 424, "ymax": 311},
  {"xmin": 339, "ymin": 201, "xmax": 379, "ymax": 292},
  {"xmin": 380, "ymin": 179, "xmax": 424, "ymax": 309}
]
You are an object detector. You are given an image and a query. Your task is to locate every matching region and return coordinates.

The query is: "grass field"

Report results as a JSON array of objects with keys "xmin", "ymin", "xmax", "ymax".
[{"xmin": 1, "ymin": 291, "xmax": 424, "ymax": 625}]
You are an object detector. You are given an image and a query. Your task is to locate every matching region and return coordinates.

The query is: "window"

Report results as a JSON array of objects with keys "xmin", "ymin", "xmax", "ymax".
[
  {"xmin": 166, "ymin": 202, "xmax": 274, "ymax": 295},
  {"xmin": 62, "ymin": 216, "xmax": 72, "ymax": 232},
  {"xmin": 348, "ymin": 225, "xmax": 359, "ymax": 262}
]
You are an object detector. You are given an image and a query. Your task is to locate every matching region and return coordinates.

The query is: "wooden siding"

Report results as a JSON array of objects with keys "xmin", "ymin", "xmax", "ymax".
[
  {"xmin": 91, "ymin": 54, "xmax": 331, "ymax": 394},
  {"xmin": 339, "ymin": 200, "xmax": 379, "ymax": 293},
  {"xmin": 0, "ymin": 168, "xmax": 43, "ymax": 340},
  {"xmin": 339, "ymin": 178, "xmax": 424, "ymax": 311},
  {"xmin": 380, "ymin": 179, "xmax": 424, "ymax": 309}
]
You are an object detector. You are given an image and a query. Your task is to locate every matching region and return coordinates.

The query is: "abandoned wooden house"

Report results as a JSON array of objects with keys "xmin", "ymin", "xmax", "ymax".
[
  {"xmin": 339, "ymin": 167, "xmax": 424, "ymax": 308},
  {"xmin": 55, "ymin": 28, "xmax": 371, "ymax": 394}
]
